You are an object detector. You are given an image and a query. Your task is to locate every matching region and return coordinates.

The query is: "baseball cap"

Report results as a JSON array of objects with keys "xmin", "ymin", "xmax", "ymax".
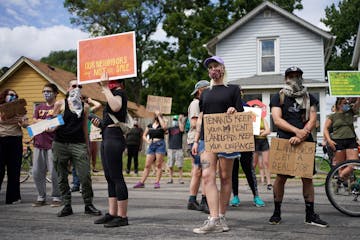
[
  {"xmin": 191, "ymin": 80, "xmax": 210, "ymax": 95},
  {"xmin": 203, "ymin": 56, "xmax": 225, "ymax": 68},
  {"xmin": 285, "ymin": 66, "xmax": 303, "ymax": 77}
]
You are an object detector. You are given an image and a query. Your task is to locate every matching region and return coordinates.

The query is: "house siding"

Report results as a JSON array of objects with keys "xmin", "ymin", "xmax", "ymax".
[
  {"xmin": 0, "ymin": 65, "xmax": 66, "ymax": 142},
  {"xmin": 217, "ymin": 9, "xmax": 325, "ymax": 82}
]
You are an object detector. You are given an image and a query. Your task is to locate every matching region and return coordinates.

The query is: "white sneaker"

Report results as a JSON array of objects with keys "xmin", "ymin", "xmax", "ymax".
[
  {"xmin": 220, "ymin": 216, "xmax": 230, "ymax": 232},
  {"xmin": 193, "ymin": 218, "xmax": 223, "ymax": 234}
]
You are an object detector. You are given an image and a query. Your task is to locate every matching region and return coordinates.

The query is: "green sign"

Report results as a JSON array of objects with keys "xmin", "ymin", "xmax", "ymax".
[{"xmin": 328, "ymin": 71, "xmax": 360, "ymax": 96}]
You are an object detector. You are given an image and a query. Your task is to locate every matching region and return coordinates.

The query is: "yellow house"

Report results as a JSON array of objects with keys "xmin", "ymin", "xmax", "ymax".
[{"xmin": 0, "ymin": 56, "xmax": 152, "ymax": 142}]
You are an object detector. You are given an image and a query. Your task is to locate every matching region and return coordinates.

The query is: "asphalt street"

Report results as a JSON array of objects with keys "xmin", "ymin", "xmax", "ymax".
[{"xmin": 1, "ymin": 175, "xmax": 359, "ymax": 240}]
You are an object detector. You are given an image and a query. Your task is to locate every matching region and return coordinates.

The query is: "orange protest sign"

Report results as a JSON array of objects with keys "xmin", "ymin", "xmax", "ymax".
[{"xmin": 77, "ymin": 31, "xmax": 137, "ymax": 84}]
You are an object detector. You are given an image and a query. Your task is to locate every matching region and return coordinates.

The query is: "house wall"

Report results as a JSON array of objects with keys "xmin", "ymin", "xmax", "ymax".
[
  {"xmin": 0, "ymin": 65, "xmax": 66, "ymax": 142},
  {"xmin": 217, "ymin": 9, "xmax": 325, "ymax": 81}
]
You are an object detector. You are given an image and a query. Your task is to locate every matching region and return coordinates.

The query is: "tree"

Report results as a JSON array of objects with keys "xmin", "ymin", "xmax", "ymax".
[
  {"xmin": 321, "ymin": 0, "xmax": 360, "ymax": 70},
  {"xmin": 143, "ymin": 0, "xmax": 302, "ymax": 113},
  {"xmin": 64, "ymin": 0, "xmax": 165, "ymax": 103},
  {"xmin": 40, "ymin": 50, "xmax": 77, "ymax": 73}
]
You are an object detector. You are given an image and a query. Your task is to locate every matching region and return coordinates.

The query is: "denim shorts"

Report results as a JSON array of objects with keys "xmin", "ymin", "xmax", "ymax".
[
  {"xmin": 146, "ymin": 139, "xmax": 166, "ymax": 155},
  {"xmin": 197, "ymin": 140, "xmax": 241, "ymax": 159},
  {"xmin": 189, "ymin": 143, "xmax": 201, "ymax": 166}
]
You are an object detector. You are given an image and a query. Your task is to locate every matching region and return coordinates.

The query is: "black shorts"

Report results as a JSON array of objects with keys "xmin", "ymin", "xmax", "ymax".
[
  {"xmin": 255, "ymin": 138, "xmax": 269, "ymax": 152},
  {"xmin": 334, "ymin": 138, "xmax": 358, "ymax": 151}
]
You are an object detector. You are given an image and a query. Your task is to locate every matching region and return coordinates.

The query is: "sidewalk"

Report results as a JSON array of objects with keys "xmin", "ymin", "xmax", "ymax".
[{"xmin": 0, "ymin": 177, "xmax": 359, "ymax": 240}]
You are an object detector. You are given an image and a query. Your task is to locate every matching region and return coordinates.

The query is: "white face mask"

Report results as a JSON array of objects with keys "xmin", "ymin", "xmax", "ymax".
[{"xmin": 67, "ymin": 88, "xmax": 83, "ymax": 118}]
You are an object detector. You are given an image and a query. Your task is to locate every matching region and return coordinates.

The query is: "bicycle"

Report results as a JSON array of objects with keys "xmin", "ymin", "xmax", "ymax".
[
  {"xmin": 313, "ymin": 143, "xmax": 333, "ymax": 187},
  {"xmin": 20, "ymin": 140, "xmax": 51, "ymax": 183},
  {"xmin": 325, "ymin": 159, "xmax": 360, "ymax": 216}
]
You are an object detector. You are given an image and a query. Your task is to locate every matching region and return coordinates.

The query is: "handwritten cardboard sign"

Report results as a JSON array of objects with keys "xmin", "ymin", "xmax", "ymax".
[
  {"xmin": 146, "ymin": 95, "xmax": 172, "ymax": 114},
  {"xmin": 269, "ymin": 138, "xmax": 315, "ymax": 178},
  {"xmin": 203, "ymin": 112, "xmax": 254, "ymax": 153},
  {"xmin": 0, "ymin": 99, "xmax": 27, "ymax": 120},
  {"xmin": 77, "ymin": 31, "xmax": 137, "ymax": 84},
  {"xmin": 27, "ymin": 115, "xmax": 64, "ymax": 137},
  {"xmin": 244, "ymin": 107, "xmax": 261, "ymax": 135}
]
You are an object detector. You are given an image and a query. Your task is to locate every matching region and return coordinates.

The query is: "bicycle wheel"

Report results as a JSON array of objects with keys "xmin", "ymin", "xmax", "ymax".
[
  {"xmin": 313, "ymin": 156, "xmax": 331, "ymax": 187},
  {"xmin": 325, "ymin": 160, "xmax": 360, "ymax": 217},
  {"xmin": 20, "ymin": 157, "xmax": 31, "ymax": 183}
]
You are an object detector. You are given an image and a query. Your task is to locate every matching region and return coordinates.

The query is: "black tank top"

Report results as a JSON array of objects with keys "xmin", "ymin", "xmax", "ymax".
[{"xmin": 54, "ymin": 99, "xmax": 85, "ymax": 143}]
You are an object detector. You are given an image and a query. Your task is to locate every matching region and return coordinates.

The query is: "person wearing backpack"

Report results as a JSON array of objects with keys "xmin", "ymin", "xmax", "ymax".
[{"xmin": 269, "ymin": 66, "xmax": 328, "ymax": 227}]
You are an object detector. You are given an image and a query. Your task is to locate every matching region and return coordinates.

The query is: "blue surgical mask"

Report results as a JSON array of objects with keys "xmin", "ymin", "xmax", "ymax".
[
  {"xmin": 342, "ymin": 104, "xmax": 351, "ymax": 112},
  {"xmin": 5, "ymin": 94, "xmax": 17, "ymax": 102},
  {"xmin": 43, "ymin": 92, "xmax": 54, "ymax": 101}
]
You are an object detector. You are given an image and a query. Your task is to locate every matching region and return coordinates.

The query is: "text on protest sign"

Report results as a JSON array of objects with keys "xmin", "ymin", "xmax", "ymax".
[
  {"xmin": 146, "ymin": 95, "xmax": 172, "ymax": 114},
  {"xmin": 203, "ymin": 112, "xmax": 254, "ymax": 153},
  {"xmin": 269, "ymin": 138, "xmax": 315, "ymax": 179},
  {"xmin": 0, "ymin": 99, "xmax": 27, "ymax": 121},
  {"xmin": 77, "ymin": 31, "xmax": 137, "ymax": 84}
]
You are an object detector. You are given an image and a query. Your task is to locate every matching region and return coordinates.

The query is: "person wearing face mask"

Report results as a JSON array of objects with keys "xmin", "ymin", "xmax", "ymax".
[
  {"xmin": 52, "ymin": 80, "xmax": 101, "ymax": 217},
  {"xmin": 323, "ymin": 97, "xmax": 360, "ymax": 182},
  {"xmin": 192, "ymin": 56, "xmax": 243, "ymax": 234},
  {"xmin": 166, "ymin": 115, "xmax": 185, "ymax": 184},
  {"xmin": 0, "ymin": 89, "xmax": 28, "ymax": 204},
  {"xmin": 91, "ymin": 73, "xmax": 130, "ymax": 228},
  {"xmin": 269, "ymin": 66, "xmax": 328, "ymax": 227},
  {"xmin": 31, "ymin": 84, "xmax": 62, "ymax": 207}
]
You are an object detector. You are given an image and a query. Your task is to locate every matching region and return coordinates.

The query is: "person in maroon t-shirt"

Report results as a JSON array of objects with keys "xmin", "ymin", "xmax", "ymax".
[{"xmin": 31, "ymin": 83, "xmax": 62, "ymax": 207}]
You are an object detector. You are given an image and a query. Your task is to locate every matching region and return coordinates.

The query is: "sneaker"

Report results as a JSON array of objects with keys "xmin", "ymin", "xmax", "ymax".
[
  {"xmin": 267, "ymin": 184, "xmax": 273, "ymax": 190},
  {"xmin": 193, "ymin": 218, "xmax": 223, "ymax": 234},
  {"xmin": 253, "ymin": 196, "xmax": 265, "ymax": 207},
  {"xmin": 50, "ymin": 200, "xmax": 62, "ymax": 207},
  {"xmin": 32, "ymin": 200, "xmax": 46, "ymax": 207},
  {"xmin": 230, "ymin": 196, "xmax": 240, "ymax": 207},
  {"xmin": 305, "ymin": 213, "xmax": 328, "ymax": 228},
  {"xmin": 133, "ymin": 182, "xmax": 145, "ymax": 188},
  {"xmin": 125, "ymin": 169, "xmax": 130, "ymax": 174},
  {"xmin": 167, "ymin": 179, "xmax": 173, "ymax": 184},
  {"xmin": 187, "ymin": 201, "xmax": 201, "ymax": 211},
  {"xmin": 269, "ymin": 214, "xmax": 281, "ymax": 225},
  {"xmin": 92, "ymin": 169, "xmax": 100, "ymax": 173},
  {"xmin": 85, "ymin": 204, "xmax": 102, "ymax": 216},
  {"xmin": 94, "ymin": 213, "xmax": 114, "ymax": 224},
  {"xmin": 154, "ymin": 182, "xmax": 160, "ymax": 189},
  {"xmin": 104, "ymin": 216, "xmax": 129, "ymax": 228},
  {"xmin": 220, "ymin": 216, "xmax": 230, "ymax": 232},
  {"xmin": 10, "ymin": 199, "xmax": 22, "ymax": 205}
]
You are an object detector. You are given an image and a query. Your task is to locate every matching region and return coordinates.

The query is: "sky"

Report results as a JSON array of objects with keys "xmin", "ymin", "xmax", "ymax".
[{"xmin": 0, "ymin": 0, "xmax": 341, "ymax": 68}]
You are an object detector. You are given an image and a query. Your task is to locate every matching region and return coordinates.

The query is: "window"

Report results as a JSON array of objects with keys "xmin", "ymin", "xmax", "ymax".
[{"xmin": 258, "ymin": 38, "xmax": 279, "ymax": 74}]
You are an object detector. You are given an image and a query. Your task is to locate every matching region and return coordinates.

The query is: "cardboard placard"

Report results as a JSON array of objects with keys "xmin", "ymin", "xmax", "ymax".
[
  {"xmin": 0, "ymin": 99, "xmax": 27, "ymax": 120},
  {"xmin": 269, "ymin": 138, "xmax": 315, "ymax": 178},
  {"xmin": 244, "ymin": 107, "xmax": 261, "ymax": 135},
  {"xmin": 146, "ymin": 95, "xmax": 172, "ymax": 114},
  {"xmin": 203, "ymin": 112, "xmax": 254, "ymax": 153},
  {"xmin": 77, "ymin": 31, "xmax": 137, "ymax": 84},
  {"xmin": 27, "ymin": 115, "xmax": 64, "ymax": 137}
]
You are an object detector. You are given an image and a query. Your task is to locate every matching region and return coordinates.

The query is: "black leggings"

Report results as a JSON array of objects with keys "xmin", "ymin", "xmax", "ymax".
[
  {"xmin": 232, "ymin": 151, "xmax": 258, "ymax": 197},
  {"xmin": 101, "ymin": 128, "xmax": 128, "ymax": 201}
]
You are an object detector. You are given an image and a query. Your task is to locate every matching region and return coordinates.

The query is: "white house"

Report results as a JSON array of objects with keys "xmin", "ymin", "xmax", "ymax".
[{"xmin": 204, "ymin": 1, "xmax": 335, "ymax": 138}]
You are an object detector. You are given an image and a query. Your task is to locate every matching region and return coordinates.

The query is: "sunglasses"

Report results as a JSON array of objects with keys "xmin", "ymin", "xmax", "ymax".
[
  {"xmin": 71, "ymin": 84, "xmax": 83, "ymax": 89},
  {"xmin": 42, "ymin": 90, "xmax": 53, "ymax": 93},
  {"xmin": 7, "ymin": 93, "xmax": 17, "ymax": 97}
]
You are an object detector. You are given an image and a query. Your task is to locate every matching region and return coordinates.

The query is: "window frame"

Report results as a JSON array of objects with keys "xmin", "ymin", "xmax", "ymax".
[{"xmin": 257, "ymin": 37, "xmax": 280, "ymax": 75}]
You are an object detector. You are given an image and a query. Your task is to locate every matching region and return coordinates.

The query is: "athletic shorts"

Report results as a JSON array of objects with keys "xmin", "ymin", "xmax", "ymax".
[
  {"xmin": 255, "ymin": 138, "xmax": 270, "ymax": 152},
  {"xmin": 333, "ymin": 138, "xmax": 358, "ymax": 151}
]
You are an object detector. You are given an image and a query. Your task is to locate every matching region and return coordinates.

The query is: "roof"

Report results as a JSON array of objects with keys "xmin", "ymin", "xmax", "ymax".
[
  {"xmin": 205, "ymin": 1, "xmax": 335, "ymax": 65},
  {"xmin": 351, "ymin": 23, "xmax": 360, "ymax": 68},
  {"xmin": 231, "ymin": 74, "xmax": 328, "ymax": 90},
  {"xmin": 0, "ymin": 56, "xmax": 153, "ymax": 118}
]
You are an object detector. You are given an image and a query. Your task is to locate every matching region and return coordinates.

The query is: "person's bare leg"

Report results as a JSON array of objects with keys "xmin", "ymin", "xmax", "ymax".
[
  {"xmin": 201, "ymin": 152, "xmax": 218, "ymax": 218},
  {"xmin": 218, "ymin": 157, "xmax": 234, "ymax": 215}
]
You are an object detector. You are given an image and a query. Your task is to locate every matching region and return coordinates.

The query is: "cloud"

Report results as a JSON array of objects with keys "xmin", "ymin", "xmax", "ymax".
[{"xmin": 0, "ymin": 25, "xmax": 89, "ymax": 67}]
